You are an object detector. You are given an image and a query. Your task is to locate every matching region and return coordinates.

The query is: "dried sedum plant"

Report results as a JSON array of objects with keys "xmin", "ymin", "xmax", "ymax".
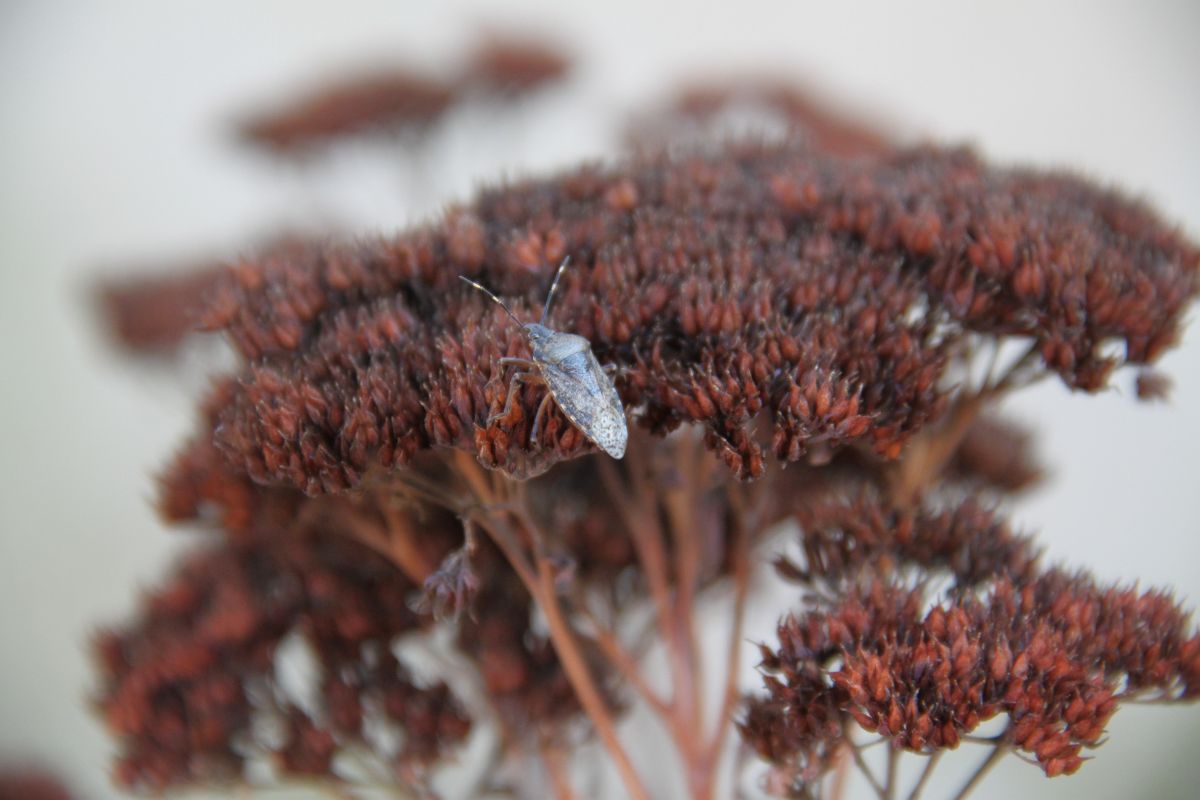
[{"xmin": 93, "ymin": 47, "xmax": 1199, "ymax": 800}]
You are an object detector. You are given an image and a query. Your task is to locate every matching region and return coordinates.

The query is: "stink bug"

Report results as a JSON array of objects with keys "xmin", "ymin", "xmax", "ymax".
[{"xmin": 459, "ymin": 258, "xmax": 627, "ymax": 459}]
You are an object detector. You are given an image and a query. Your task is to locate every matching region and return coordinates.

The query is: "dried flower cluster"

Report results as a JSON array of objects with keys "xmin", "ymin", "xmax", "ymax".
[
  {"xmin": 626, "ymin": 78, "xmax": 893, "ymax": 157},
  {"xmin": 239, "ymin": 35, "xmax": 569, "ymax": 153},
  {"xmin": 97, "ymin": 265, "xmax": 227, "ymax": 354},
  {"xmin": 97, "ymin": 237, "xmax": 317, "ymax": 356},
  {"xmin": 745, "ymin": 493, "xmax": 1200, "ymax": 792},
  {"xmin": 91, "ymin": 54, "xmax": 1200, "ymax": 800},
  {"xmin": 0, "ymin": 768, "xmax": 75, "ymax": 800},
  {"xmin": 191, "ymin": 140, "xmax": 1196, "ymax": 494},
  {"xmin": 93, "ymin": 520, "xmax": 471, "ymax": 792}
]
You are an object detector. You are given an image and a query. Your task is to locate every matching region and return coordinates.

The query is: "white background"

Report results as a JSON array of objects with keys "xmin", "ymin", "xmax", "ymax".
[{"xmin": 1, "ymin": 1, "xmax": 1198, "ymax": 798}]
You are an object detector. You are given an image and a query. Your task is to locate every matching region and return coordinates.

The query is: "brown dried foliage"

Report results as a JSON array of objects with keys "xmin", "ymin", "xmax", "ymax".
[
  {"xmin": 93, "ymin": 523, "xmax": 470, "ymax": 793},
  {"xmin": 91, "ymin": 60, "xmax": 1200, "ymax": 800},
  {"xmin": 947, "ymin": 415, "xmax": 1042, "ymax": 494},
  {"xmin": 96, "ymin": 238, "xmax": 319, "ymax": 355},
  {"xmin": 463, "ymin": 35, "xmax": 571, "ymax": 94},
  {"xmin": 0, "ymin": 769, "xmax": 75, "ymax": 800},
  {"xmin": 240, "ymin": 70, "xmax": 455, "ymax": 152},
  {"xmin": 190, "ymin": 141, "xmax": 1197, "ymax": 494},
  {"xmin": 97, "ymin": 267, "xmax": 225, "ymax": 354},
  {"xmin": 628, "ymin": 78, "xmax": 894, "ymax": 157},
  {"xmin": 745, "ymin": 492, "xmax": 1200, "ymax": 791},
  {"xmin": 239, "ymin": 35, "xmax": 570, "ymax": 153},
  {"xmin": 1135, "ymin": 368, "xmax": 1172, "ymax": 401}
]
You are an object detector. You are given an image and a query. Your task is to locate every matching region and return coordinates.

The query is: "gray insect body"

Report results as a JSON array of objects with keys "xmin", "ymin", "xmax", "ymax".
[{"xmin": 459, "ymin": 260, "xmax": 627, "ymax": 459}]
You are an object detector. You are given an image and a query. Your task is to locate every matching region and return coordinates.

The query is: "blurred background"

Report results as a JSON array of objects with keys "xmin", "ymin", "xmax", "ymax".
[{"xmin": 1, "ymin": 1, "xmax": 1197, "ymax": 797}]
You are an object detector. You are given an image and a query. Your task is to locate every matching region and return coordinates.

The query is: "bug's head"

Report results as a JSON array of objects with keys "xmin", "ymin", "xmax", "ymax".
[{"xmin": 522, "ymin": 322, "xmax": 554, "ymax": 344}]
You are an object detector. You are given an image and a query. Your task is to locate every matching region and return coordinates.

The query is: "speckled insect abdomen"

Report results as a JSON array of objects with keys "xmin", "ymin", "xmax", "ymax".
[{"xmin": 537, "ymin": 343, "xmax": 627, "ymax": 458}]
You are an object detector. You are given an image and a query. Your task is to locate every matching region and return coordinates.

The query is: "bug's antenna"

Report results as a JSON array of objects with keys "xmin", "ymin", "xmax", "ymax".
[
  {"xmin": 540, "ymin": 256, "xmax": 571, "ymax": 327},
  {"xmin": 459, "ymin": 276, "xmax": 523, "ymax": 327}
]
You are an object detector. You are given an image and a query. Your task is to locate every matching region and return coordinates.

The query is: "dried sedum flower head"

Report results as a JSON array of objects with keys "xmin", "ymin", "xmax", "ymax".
[
  {"xmin": 462, "ymin": 34, "xmax": 572, "ymax": 94},
  {"xmin": 0, "ymin": 768, "xmax": 76, "ymax": 800},
  {"xmin": 626, "ymin": 77, "xmax": 894, "ymax": 157},
  {"xmin": 239, "ymin": 70, "xmax": 456, "ymax": 153},
  {"xmin": 92, "ymin": 61, "xmax": 1200, "ymax": 798},
  {"xmin": 95, "ymin": 237, "xmax": 316, "ymax": 355},
  {"xmin": 97, "ymin": 266, "xmax": 226, "ymax": 354},
  {"xmin": 237, "ymin": 34, "xmax": 570, "ymax": 154},
  {"xmin": 744, "ymin": 492, "xmax": 1200, "ymax": 792},
  {"xmin": 93, "ymin": 526, "xmax": 470, "ymax": 793},
  {"xmin": 193, "ymin": 140, "xmax": 1197, "ymax": 492}
]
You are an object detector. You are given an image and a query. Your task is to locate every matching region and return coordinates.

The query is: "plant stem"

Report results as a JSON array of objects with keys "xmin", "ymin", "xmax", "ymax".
[
  {"xmin": 883, "ymin": 744, "xmax": 898, "ymax": 800},
  {"xmin": 951, "ymin": 741, "xmax": 1009, "ymax": 800},
  {"xmin": 706, "ymin": 485, "xmax": 752, "ymax": 764},
  {"xmin": 845, "ymin": 729, "xmax": 887, "ymax": 800},
  {"xmin": 579, "ymin": 604, "xmax": 671, "ymax": 716},
  {"xmin": 532, "ymin": 557, "xmax": 650, "ymax": 800},
  {"xmin": 828, "ymin": 741, "xmax": 851, "ymax": 800},
  {"xmin": 906, "ymin": 751, "xmax": 941, "ymax": 800},
  {"xmin": 539, "ymin": 737, "xmax": 578, "ymax": 800},
  {"xmin": 597, "ymin": 458, "xmax": 682, "ymax": 696},
  {"xmin": 448, "ymin": 451, "xmax": 651, "ymax": 800},
  {"xmin": 662, "ymin": 440, "xmax": 704, "ymax": 730}
]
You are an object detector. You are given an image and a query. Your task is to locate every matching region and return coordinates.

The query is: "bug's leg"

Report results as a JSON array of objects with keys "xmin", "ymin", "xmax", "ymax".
[
  {"xmin": 529, "ymin": 391, "xmax": 556, "ymax": 447},
  {"xmin": 488, "ymin": 371, "xmax": 532, "ymax": 425},
  {"xmin": 602, "ymin": 363, "xmax": 618, "ymax": 376},
  {"xmin": 488, "ymin": 371, "xmax": 545, "ymax": 425},
  {"xmin": 499, "ymin": 357, "xmax": 539, "ymax": 369}
]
